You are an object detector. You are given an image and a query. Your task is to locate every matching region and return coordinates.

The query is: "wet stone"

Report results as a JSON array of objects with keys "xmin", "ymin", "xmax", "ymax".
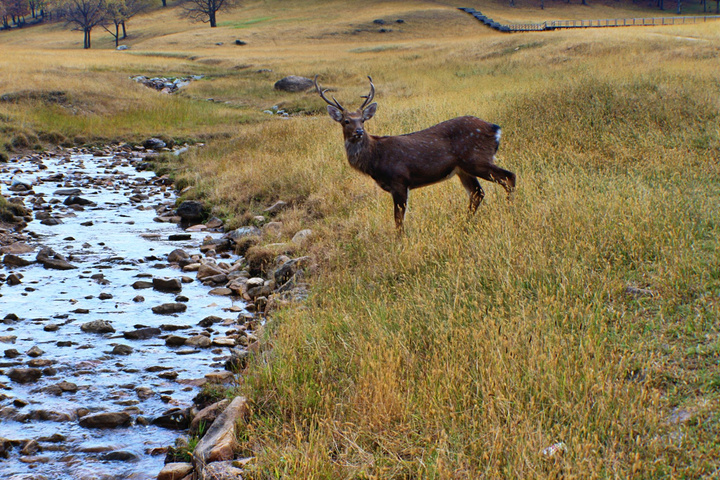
[
  {"xmin": 27, "ymin": 346, "xmax": 44, "ymax": 357},
  {"xmin": 8, "ymin": 368, "xmax": 42, "ymax": 383},
  {"xmin": 5, "ymin": 348, "xmax": 21, "ymax": 358},
  {"xmin": 111, "ymin": 344, "xmax": 133, "ymax": 355},
  {"xmin": 80, "ymin": 320, "xmax": 115, "ymax": 334},
  {"xmin": 78, "ymin": 411, "xmax": 131, "ymax": 429},
  {"xmin": 152, "ymin": 303, "xmax": 187, "ymax": 315},
  {"xmin": 153, "ymin": 277, "xmax": 182, "ymax": 293},
  {"xmin": 123, "ymin": 327, "xmax": 162, "ymax": 340}
]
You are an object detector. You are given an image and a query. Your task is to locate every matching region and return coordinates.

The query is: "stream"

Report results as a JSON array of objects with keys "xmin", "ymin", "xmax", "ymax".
[{"xmin": 0, "ymin": 147, "xmax": 249, "ymax": 480}]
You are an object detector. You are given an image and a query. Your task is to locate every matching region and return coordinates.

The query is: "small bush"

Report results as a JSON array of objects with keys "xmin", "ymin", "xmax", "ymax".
[
  {"xmin": 39, "ymin": 131, "xmax": 68, "ymax": 145},
  {"xmin": 0, "ymin": 150, "xmax": 8, "ymax": 162},
  {"xmin": 10, "ymin": 133, "xmax": 30, "ymax": 149},
  {"xmin": 73, "ymin": 135, "xmax": 87, "ymax": 146}
]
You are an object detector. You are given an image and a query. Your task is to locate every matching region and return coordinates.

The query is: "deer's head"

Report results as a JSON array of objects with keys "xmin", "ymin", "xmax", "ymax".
[{"xmin": 315, "ymin": 76, "xmax": 377, "ymax": 143}]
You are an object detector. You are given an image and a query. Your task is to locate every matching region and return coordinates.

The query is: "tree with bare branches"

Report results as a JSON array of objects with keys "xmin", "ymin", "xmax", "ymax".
[
  {"xmin": 181, "ymin": 0, "xmax": 238, "ymax": 27},
  {"xmin": 62, "ymin": 0, "xmax": 107, "ymax": 48}
]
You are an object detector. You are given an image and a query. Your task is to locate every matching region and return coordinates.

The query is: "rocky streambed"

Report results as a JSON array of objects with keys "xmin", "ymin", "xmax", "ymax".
[{"xmin": 0, "ymin": 146, "xmax": 265, "ymax": 479}]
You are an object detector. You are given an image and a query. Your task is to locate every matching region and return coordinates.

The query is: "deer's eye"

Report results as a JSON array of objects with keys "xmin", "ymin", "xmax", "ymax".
[{"xmin": 344, "ymin": 120, "xmax": 350, "ymax": 124}]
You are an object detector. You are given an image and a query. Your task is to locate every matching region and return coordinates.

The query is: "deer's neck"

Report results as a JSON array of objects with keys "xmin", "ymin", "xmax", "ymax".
[{"xmin": 344, "ymin": 135, "xmax": 376, "ymax": 174}]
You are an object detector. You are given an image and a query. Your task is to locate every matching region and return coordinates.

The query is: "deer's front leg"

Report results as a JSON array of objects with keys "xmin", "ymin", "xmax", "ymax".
[{"xmin": 391, "ymin": 188, "xmax": 408, "ymax": 233}]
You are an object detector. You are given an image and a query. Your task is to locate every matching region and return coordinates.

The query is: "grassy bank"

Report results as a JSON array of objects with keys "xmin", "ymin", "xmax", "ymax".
[{"xmin": 2, "ymin": 0, "xmax": 719, "ymax": 477}]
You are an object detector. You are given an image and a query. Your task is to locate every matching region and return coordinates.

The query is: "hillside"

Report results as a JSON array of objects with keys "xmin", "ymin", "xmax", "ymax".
[{"xmin": 2, "ymin": 0, "xmax": 720, "ymax": 477}]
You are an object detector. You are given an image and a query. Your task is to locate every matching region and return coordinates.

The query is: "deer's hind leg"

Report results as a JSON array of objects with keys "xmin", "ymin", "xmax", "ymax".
[{"xmin": 458, "ymin": 171, "xmax": 484, "ymax": 213}]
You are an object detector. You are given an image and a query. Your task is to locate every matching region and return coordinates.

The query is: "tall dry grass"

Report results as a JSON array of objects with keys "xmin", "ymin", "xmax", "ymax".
[{"xmin": 1, "ymin": 0, "xmax": 719, "ymax": 477}]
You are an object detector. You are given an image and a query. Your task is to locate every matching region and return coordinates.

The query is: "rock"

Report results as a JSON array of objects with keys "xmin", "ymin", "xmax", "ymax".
[
  {"xmin": 112, "ymin": 344, "xmax": 133, "ymax": 355},
  {"xmin": 0, "ymin": 437, "xmax": 14, "ymax": 458},
  {"xmin": 36, "ymin": 247, "xmax": 76, "ymax": 270},
  {"xmin": 193, "ymin": 396, "xmax": 249, "ymax": 468},
  {"xmin": 158, "ymin": 462, "xmax": 194, "ymax": 480},
  {"xmin": 153, "ymin": 277, "xmax": 182, "ymax": 293},
  {"xmin": 291, "ymin": 229, "xmax": 312, "ymax": 245},
  {"xmin": 42, "ymin": 380, "xmax": 78, "ymax": 395},
  {"xmin": 132, "ymin": 280, "xmax": 153, "ymax": 289},
  {"xmin": 26, "ymin": 346, "xmax": 44, "ymax": 357},
  {"xmin": 20, "ymin": 439, "xmax": 39, "ymax": 456},
  {"xmin": 7, "ymin": 273, "xmax": 22, "ymax": 285},
  {"xmin": 152, "ymin": 408, "xmax": 190, "ymax": 429},
  {"xmin": 186, "ymin": 335, "xmax": 211, "ymax": 348},
  {"xmin": 198, "ymin": 315, "xmax": 222, "ymax": 327},
  {"xmin": 3, "ymin": 254, "xmax": 33, "ymax": 267},
  {"xmin": 226, "ymin": 226, "xmax": 261, "ymax": 240},
  {"xmin": 264, "ymin": 200, "xmax": 288, "ymax": 215},
  {"xmin": 273, "ymin": 76, "xmax": 314, "ymax": 92},
  {"xmin": 165, "ymin": 335, "xmax": 187, "ymax": 347},
  {"xmin": 152, "ymin": 303, "xmax": 188, "ymax": 315},
  {"xmin": 123, "ymin": 327, "xmax": 162, "ymax": 340},
  {"xmin": 211, "ymin": 336, "xmax": 236, "ymax": 348},
  {"xmin": 169, "ymin": 234, "xmax": 192, "ymax": 241},
  {"xmin": 190, "ymin": 399, "xmax": 230, "ymax": 435},
  {"xmin": 197, "ymin": 263, "xmax": 224, "ymax": 280},
  {"xmin": 8, "ymin": 368, "xmax": 42, "ymax": 383},
  {"xmin": 63, "ymin": 196, "xmax": 96, "ymax": 206},
  {"xmin": 167, "ymin": 249, "xmax": 190, "ymax": 263},
  {"xmin": 78, "ymin": 411, "xmax": 131, "ymax": 429},
  {"xmin": 225, "ymin": 349, "xmax": 249, "ymax": 372},
  {"xmin": 206, "ymin": 217, "xmax": 223, "ymax": 229},
  {"xmin": 100, "ymin": 450, "xmax": 138, "ymax": 462},
  {"xmin": 143, "ymin": 137, "xmax": 167, "ymax": 150},
  {"xmin": 5, "ymin": 348, "xmax": 20, "ymax": 358},
  {"xmin": 208, "ymin": 287, "xmax": 232, "ymax": 296},
  {"xmin": 201, "ymin": 460, "xmax": 245, "ymax": 479},
  {"xmin": 176, "ymin": 201, "xmax": 206, "ymax": 223},
  {"xmin": 274, "ymin": 256, "xmax": 310, "ymax": 285},
  {"xmin": 117, "ymin": 45, "xmax": 129, "ymax": 50},
  {"xmin": 0, "ymin": 242, "xmax": 34, "ymax": 255},
  {"xmin": 80, "ymin": 320, "xmax": 115, "ymax": 334},
  {"xmin": 54, "ymin": 188, "xmax": 82, "ymax": 196}
]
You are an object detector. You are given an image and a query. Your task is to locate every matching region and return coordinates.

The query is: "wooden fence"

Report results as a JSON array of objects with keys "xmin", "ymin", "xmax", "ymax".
[{"xmin": 459, "ymin": 7, "xmax": 720, "ymax": 32}]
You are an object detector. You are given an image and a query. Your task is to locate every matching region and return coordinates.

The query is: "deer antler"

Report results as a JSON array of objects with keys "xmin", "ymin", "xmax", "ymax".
[
  {"xmin": 314, "ymin": 75, "xmax": 344, "ymax": 111},
  {"xmin": 359, "ymin": 76, "xmax": 375, "ymax": 110}
]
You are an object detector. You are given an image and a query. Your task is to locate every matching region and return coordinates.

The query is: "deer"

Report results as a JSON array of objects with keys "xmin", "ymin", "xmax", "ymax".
[{"xmin": 315, "ymin": 75, "xmax": 516, "ymax": 233}]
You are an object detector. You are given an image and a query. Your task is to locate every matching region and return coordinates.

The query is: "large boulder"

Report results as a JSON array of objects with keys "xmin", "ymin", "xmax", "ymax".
[
  {"xmin": 176, "ymin": 201, "xmax": 206, "ymax": 223},
  {"xmin": 193, "ymin": 397, "xmax": 249, "ymax": 468},
  {"xmin": 273, "ymin": 75, "xmax": 314, "ymax": 92}
]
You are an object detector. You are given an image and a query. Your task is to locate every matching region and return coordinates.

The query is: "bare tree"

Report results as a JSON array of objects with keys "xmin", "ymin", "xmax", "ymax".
[
  {"xmin": 181, "ymin": 0, "xmax": 238, "ymax": 27},
  {"xmin": 62, "ymin": 0, "xmax": 107, "ymax": 48},
  {"xmin": 102, "ymin": 0, "xmax": 146, "ymax": 45}
]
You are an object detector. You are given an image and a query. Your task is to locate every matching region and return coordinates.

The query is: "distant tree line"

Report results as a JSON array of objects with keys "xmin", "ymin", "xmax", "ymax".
[{"xmin": 1, "ymin": 0, "xmax": 238, "ymax": 47}]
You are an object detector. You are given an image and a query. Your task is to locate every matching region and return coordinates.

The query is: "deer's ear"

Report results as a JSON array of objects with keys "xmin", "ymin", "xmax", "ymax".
[
  {"xmin": 362, "ymin": 103, "xmax": 377, "ymax": 121},
  {"xmin": 327, "ymin": 105, "xmax": 343, "ymax": 122}
]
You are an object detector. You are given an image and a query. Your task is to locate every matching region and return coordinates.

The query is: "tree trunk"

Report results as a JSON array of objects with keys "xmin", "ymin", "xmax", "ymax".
[
  {"xmin": 161, "ymin": 0, "xmax": 166, "ymax": 6},
  {"xmin": 209, "ymin": 11, "xmax": 216, "ymax": 27},
  {"xmin": 676, "ymin": 0, "xmax": 681, "ymax": 13},
  {"xmin": 121, "ymin": 21, "xmax": 127, "ymax": 38},
  {"xmin": 84, "ymin": 28, "xmax": 92, "ymax": 49},
  {"xmin": 115, "ymin": 23, "xmax": 119, "ymax": 46}
]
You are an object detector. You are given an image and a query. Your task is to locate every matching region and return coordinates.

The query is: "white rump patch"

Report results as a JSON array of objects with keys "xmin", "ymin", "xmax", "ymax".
[{"xmin": 495, "ymin": 128, "xmax": 502, "ymax": 143}]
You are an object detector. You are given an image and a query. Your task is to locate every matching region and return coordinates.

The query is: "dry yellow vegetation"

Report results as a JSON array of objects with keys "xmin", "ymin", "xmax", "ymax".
[{"xmin": 1, "ymin": 0, "xmax": 719, "ymax": 477}]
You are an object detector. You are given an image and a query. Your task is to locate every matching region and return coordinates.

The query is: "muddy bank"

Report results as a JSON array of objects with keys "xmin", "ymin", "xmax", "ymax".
[{"xmin": 0, "ymin": 146, "xmax": 259, "ymax": 479}]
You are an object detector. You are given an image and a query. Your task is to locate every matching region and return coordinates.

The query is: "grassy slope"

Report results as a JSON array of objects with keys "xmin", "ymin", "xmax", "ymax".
[{"xmin": 1, "ymin": 1, "xmax": 720, "ymax": 477}]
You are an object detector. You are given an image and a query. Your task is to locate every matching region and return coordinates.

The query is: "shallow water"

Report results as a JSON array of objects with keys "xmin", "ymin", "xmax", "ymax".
[{"xmin": 0, "ymin": 150, "xmax": 246, "ymax": 479}]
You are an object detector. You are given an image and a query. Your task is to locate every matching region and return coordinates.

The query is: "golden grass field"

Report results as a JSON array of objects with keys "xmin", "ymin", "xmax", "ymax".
[{"xmin": 1, "ymin": 0, "xmax": 719, "ymax": 477}]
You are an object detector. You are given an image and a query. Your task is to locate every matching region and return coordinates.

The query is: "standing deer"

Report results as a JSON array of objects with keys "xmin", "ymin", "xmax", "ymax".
[{"xmin": 315, "ymin": 76, "xmax": 516, "ymax": 232}]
